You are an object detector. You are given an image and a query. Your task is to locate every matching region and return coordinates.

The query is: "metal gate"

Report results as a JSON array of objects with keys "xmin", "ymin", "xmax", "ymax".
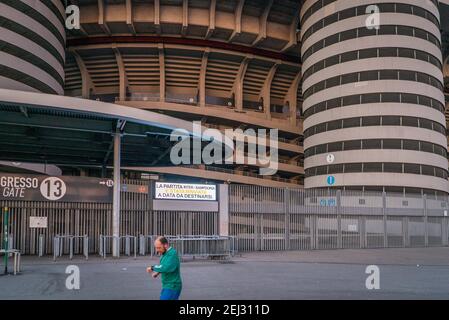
[
  {"xmin": 229, "ymin": 185, "xmax": 449, "ymax": 252},
  {"xmin": 0, "ymin": 179, "xmax": 218, "ymax": 255}
]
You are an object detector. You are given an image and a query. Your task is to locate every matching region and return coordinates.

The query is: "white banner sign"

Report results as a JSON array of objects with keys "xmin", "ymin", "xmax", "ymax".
[
  {"xmin": 30, "ymin": 216, "xmax": 48, "ymax": 228},
  {"xmin": 155, "ymin": 182, "xmax": 216, "ymax": 201}
]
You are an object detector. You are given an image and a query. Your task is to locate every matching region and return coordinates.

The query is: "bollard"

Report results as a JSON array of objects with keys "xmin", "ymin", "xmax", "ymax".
[
  {"xmin": 2, "ymin": 207, "xmax": 9, "ymax": 274},
  {"xmin": 98, "ymin": 235, "xmax": 137, "ymax": 259},
  {"xmin": 139, "ymin": 235, "xmax": 145, "ymax": 256},
  {"xmin": 69, "ymin": 237, "xmax": 74, "ymax": 260},
  {"xmin": 8, "ymin": 235, "xmax": 13, "ymax": 258},
  {"xmin": 116, "ymin": 236, "xmax": 120, "ymax": 258},
  {"xmin": 13, "ymin": 252, "xmax": 17, "ymax": 275},
  {"xmin": 14, "ymin": 252, "xmax": 20, "ymax": 275},
  {"xmin": 83, "ymin": 235, "xmax": 89, "ymax": 260},
  {"xmin": 125, "ymin": 236, "xmax": 130, "ymax": 256},
  {"xmin": 39, "ymin": 234, "xmax": 44, "ymax": 257},
  {"xmin": 59, "ymin": 236, "xmax": 64, "ymax": 257},
  {"xmin": 150, "ymin": 235, "xmax": 155, "ymax": 257},
  {"xmin": 99, "ymin": 235, "xmax": 104, "ymax": 258},
  {"xmin": 102, "ymin": 235, "xmax": 106, "ymax": 259},
  {"xmin": 53, "ymin": 235, "xmax": 89, "ymax": 261},
  {"xmin": 53, "ymin": 236, "xmax": 59, "ymax": 261}
]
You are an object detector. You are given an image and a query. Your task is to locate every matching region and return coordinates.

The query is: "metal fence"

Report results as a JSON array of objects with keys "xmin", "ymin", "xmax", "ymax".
[
  {"xmin": 229, "ymin": 185, "xmax": 449, "ymax": 251},
  {"xmin": 145, "ymin": 235, "xmax": 236, "ymax": 260},
  {"xmin": 2, "ymin": 180, "xmax": 449, "ymax": 256},
  {"xmin": 0, "ymin": 179, "xmax": 218, "ymax": 256},
  {"xmin": 0, "ymin": 201, "xmax": 112, "ymax": 255}
]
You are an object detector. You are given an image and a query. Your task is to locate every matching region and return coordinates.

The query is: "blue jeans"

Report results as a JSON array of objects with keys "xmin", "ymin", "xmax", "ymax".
[{"xmin": 160, "ymin": 288, "xmax": 181, "ymax": 300}]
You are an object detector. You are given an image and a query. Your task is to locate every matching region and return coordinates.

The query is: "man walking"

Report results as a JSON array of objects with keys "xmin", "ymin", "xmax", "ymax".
[{"xmin": 147, "ymin": 236, "xmax": 182, "ymax": 300}]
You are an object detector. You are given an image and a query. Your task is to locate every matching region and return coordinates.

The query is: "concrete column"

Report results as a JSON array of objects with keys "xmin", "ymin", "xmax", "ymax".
[
  {"xmin": 199, "ymin": 50, "xmax": 209, "ymax": 107},
  {"xmin": 206, "ymin": 0, "xmax": 216, "ymax": 38},
  {"xmin": 112, "ymin": 129, "xmax": 121, "ymax": 257},
  {"xmin": 158, "ymin": 44, "xmax": 165, "ymax": 102},
  {"xmin": 218, "ymin": 184, "xmax": 229, "ymax": 236}
]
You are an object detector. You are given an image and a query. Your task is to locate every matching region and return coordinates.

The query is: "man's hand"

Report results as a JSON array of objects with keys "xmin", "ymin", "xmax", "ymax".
[
  {"xmin": 152, "ymin": 272, "xmax": 160, "ymax": 278},
  {"xmin": 146, "ymin": 266, "xmax": 153, "ymax": 273}
]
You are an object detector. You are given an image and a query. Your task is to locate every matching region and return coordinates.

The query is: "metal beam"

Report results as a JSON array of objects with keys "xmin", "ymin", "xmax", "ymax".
[
  {"xmin": 229, "ymin": 0, "xmax": 245, "ymax": 42},
  {"xmin": 232, "ymin": 56, "xmax": 252, "ymax": 111},
  {"xmin": 0, "ymin": 147, "xmax": 105, "ymax": 161},
  {"xmin": 181, "ymin": 0, "xmax": 189, "ymax": 36},
  {"xmin": 0, "ymin": 141, "xmax": 109, "ymax": 155},
  {"xmin": 0, "ymin": 121, "xmax": 164, "ymax": 143},
  {"xmin": 0, "ymin": 129, "xmax": 110, "ymax": 145},
  {"xmin": 98, "ymin": 0, "xmax": 111, "ymax": 35},
  {"xmin": 0, "ymin": 149, "xmax": 165, "ymax": 164},
  {"xmin": 126, "ymin": 0, "xmax": 136, "ymax": 35},
  {"xmin": 206, "ymin": 0, "xmax": 216, "ymax": 39},
  {"xmin": 260, "ymin": 61, "xmax": 280, "ymax": 120},
  {"xmin": 0, "ymin": 114, "xmax": 113, "ymax": 134},
  {"xmin": 112, "ymin": 126, "xmax": 121, "ymax": 258},
  {"xmin": 285, "ymin": 71, "xmax": 301, "ymax": 126},
  {"xmin": 151, "ymin": 147, "xmax": 171, "ymax": 165},
  {"xmin": 0, "ymin": 138, "xmax": 111, "ymax": 153},
  {"xmin": 103, "ymin": 138, "xmax": 114, "ymax": 165},
  {"xmin": 113, "ymin": 47, "xmax": 128, "ymax": 101},
  {"xmin": 19, "ymin": 106, "xmax": 29, "ymax": 118},
  {"xmin": 67, "ymin": 36, "xmax": 299, "ymax": 64},
  {"xmin": 199, "ymin": 49, "xmax": 210, "ymax": 107},
  {"xmin": 154, "ymin": 0, "xmax": 161, "ymax": 34},
  {"xmin": 281, "ymin": 8, "xmax": 300, "ymax": 52},
  {"xmin": 252, "ymin": 0, "xmax": 273, "ymax": 46},
  {"xmin": 71, "ymin": 50, "xmax": 95, "ymax": 98},
  {"xmin": 158, "ymin": 44, "xmax": 166, "ymax": 102}
]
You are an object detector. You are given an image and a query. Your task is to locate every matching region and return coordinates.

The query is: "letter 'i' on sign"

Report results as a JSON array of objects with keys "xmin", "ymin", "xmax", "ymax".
[{"xmin": 327, "ymin": 176, "xmax": 335, "ymax": 186}]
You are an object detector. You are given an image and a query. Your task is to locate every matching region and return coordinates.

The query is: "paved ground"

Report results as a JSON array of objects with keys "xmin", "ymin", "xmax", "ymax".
[{"xmin": 1, "ymin": 247, "xmax": 449, "ymax": 299}]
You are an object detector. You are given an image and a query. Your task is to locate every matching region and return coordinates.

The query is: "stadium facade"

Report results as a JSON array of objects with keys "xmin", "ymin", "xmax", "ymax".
[{"xmin": 1, "ymin": 0, "xmax": 449, "ymax": 195}]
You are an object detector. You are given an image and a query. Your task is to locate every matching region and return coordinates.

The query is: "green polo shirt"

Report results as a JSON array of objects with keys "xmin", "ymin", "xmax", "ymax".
[{"xmin": 152, "ymin": 247, "xmax": 182, "ymax": 291}]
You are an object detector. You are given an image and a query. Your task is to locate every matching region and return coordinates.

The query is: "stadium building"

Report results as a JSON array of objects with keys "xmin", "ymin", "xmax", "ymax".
[{"xmin": 1, "ymin": 0, "xmax": 449, "ymax": 195}]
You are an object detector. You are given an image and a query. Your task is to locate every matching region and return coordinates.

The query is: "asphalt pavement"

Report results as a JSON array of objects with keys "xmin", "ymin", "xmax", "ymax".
[{"xmin": 1, "ymin": 247, "xmax": 449, "ymax": 299}]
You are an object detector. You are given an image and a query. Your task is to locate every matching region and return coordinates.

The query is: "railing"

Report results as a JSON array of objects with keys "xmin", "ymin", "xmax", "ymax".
[
  {"xmin": 121, "ymin": 95, "xmax": 299, "ymax": 130},
  {"xmin": 242, "ymin": 153, "xmax": 301, "ymax": 167},
  {"xmin": 147, "ymin": 235, "xmax": 236, "ymax": 260},
  {"xmin": 229, "ymin": 185, "xmax": 449, "ymax": 252},
  {"xmin": 201, "ymin": 123, "xmax": 301, "ymax": 146},
  {"xmin": 181, "ymin": 165, "xmax": 300, "ymax": 184},
  {"xmin": 3, "ymin": 180, "xmax": 449, "ymax": 258},
  {"xmin": 0, "ymin": 249, "xmax": 21, "ymax": 275},
  {"xmin": 99, "ymin": 235, "xmax": 137, "ymax": 259},
  {"xmin": 53, "ymin": 235, "xmax": 89, "ymax": 261}
]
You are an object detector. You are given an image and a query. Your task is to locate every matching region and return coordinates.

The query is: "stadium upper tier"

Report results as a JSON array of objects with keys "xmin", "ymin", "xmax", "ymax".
[
  {"xmin": 3, "ymin": 0, "xmax": 449, "ymax": 193},
  {"xmin": 62, "ymin": 0, "xmax": 304, "ymax": 186}
]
